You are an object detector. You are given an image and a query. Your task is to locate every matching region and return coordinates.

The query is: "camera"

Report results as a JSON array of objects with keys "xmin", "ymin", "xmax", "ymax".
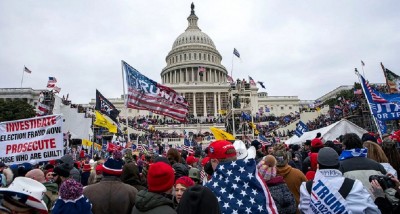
[{"xmin": 369, "ymin": 175, "xmax": 395, "ymax": 190}]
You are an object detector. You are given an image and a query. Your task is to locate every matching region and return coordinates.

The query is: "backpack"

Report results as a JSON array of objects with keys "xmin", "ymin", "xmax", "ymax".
[
  {"xmin": 306, "ymin": 177, "xmax": 355, "ymax": 199},
  {"xmin": 44, "ymin": 189, "xmax": 59, "ymax": 211}
]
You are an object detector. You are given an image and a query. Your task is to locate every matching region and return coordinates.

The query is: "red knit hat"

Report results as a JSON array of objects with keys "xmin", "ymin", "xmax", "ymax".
[
  {"xmin": 147, "ymin": 162, "xmax": 175, "ymax": 193},
  {"xmin": 175, "ymin": 176, "xmax": 195, "ymax": 188},
  {"xmin": 95, "ymin": 164, "xmax": 103, "ymax": 175},
  {"xmin": 311, "ymin": 138, "xmax": 324, "ymax": 148},
  {"xmin": 207, "ymin": 140, "xmax": 236, "ymax": 159},
  {"xmin": 186, "ymin": 156, "xmax": 198, "ymax": 166}
]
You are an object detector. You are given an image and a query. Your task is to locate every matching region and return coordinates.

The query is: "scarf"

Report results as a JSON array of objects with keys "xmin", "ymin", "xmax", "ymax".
[{"xmin": 338, "ymin": 148, "xmax": 368, "ymax": 161}]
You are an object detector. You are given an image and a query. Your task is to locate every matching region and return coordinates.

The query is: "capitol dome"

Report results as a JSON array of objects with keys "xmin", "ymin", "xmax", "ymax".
[{"xmin": 160, "ymin": 3, "xmax": 231, "ymax": 118}]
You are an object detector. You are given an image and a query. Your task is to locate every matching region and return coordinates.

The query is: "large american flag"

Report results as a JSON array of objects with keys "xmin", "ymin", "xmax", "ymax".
[
  {"xmin": 362, "ymin": 76, "xmax": 387, "ymax": 103},
  {"xmin": 123, "ymin": 61, "xmax": 189, "ymax": 122},
  {"xmin": 205, "ymin": 159, "xmax": 278, "ymax": 214},
  {"xmin": 137, "ymin": 144, "xmax": 148, "ymax": 153},
  {"xmin": 248, "ymin": 76, "xmax": 256, "ymax": 86}
]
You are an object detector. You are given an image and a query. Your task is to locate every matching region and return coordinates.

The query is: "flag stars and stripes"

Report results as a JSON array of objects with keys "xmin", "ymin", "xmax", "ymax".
[
  {"xmin": 243, "ymin": 182, "xmax": 249, "ymax": 189},
  {"xmin": 252, "ymin": 189, "xmax": 258, "ymax": 195},
  {"xmin": 230, "ymin": 161, "xmax": 237, "ymax": 167},
  {"xmin": 233, "ymin": 210, "xmax": 238, "ymax": 214},
  {"xmin": 220, "ymin": 187, "xmax": 227, "ymax": 194},
  {"xmin": 239, "ymin": 167, "xmax": 245, "ymax": 173},
  {"xmin": 232, "ymin": 183, "xmax": 238, "ymax": 190},
  {"xmin": 223, "ymin": 202, "xmax": 229, "ymax": 209},
  {"xmin": 228, "ymin": 194, "xmax": 234, "ymax": 200},
  {"xmin": 234, "ymin": 176, "xmax": 240, "ymax": 183},
  {"xmin": 217, "ymin": 197, "xmax": 221, "ymax": 202},
  {"xmin": 219, "ymin": 175, "xmax": 223, "ymax": 180},
  {"xmin": 219, "ymin": 165, "xmax": 225, "ymax": 170},
  {"xmin": 224, "ymin": 177, "xmax": 229, "ymax": 184},
  {"xmin": 245, "ymin": 207, "xmax": 252, "ymax": 214},
  {"xmin": 240, "ymin": 190, "xmax": 247, "ymax": 197},
  {"xmin": 249, "ymin": 197, "xmax": 255, "ymax": 204},
  {"xmin": 237, "ymin": 199, "xmax": 243, "ymax": 207},
  {"xmin": 212, "ymin": 182, "xmax": 219, "ymax": 188},
  {"xmin": 247, "ymin": 173, "xmax": 254, "ymax": 179},
  {"xmin": 258, "ymin": 205, "xmax": 264, "ymax": 212},
  {"xmin": 227, "ymin": 170, "xmax": 233, "ymax": 176}
]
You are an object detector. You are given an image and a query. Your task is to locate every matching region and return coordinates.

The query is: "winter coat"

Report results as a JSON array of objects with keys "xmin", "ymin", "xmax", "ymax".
[
  {"xmin": 131, "ymin": 190, "xmax": 176, "ymax": 214},
  {"xmin": 267, "ymin": 176, "xmax": 296, "ymax": 214},
  {"xmin": 83, "ymin": 176, "xmax": 138, "ymax": 214},
  {"xmin": 339, "ymin": 157, "xmax": 387, "ymax": 199},
  {"xmin": 276, "ymin": 164, "xmax": 307, "ymax": 206},
  {"xmin": 299, "ymin": 169, "xmax": 380, "ymax": 214}
]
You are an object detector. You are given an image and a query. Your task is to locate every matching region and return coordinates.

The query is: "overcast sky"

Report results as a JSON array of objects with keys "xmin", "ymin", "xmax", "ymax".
[{"xmin": 1, "ymin": 0, "xmax": 399, "ymax": 104}]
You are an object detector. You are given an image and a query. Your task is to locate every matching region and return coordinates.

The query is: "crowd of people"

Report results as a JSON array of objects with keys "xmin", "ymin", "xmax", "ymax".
[{"xmin": 1, "ymin": 131, "xmax": 400, "ymax": 213}]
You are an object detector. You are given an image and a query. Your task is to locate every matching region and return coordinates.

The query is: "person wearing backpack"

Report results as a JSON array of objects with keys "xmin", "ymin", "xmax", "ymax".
[{"xmin": 299, "ymin": 147, "xmax": 380, "ymax": 213}]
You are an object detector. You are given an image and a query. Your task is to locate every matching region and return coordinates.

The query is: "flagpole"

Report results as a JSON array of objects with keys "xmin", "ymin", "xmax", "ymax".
[
  {"xmin": 21, "ymin": 66, "xmax": 25, "ymax": 88},
  {"xmin": 355, "ymin": 68, "xmax": 383, "ymax": 138},
  {"xmin": 230, "ymin": 53, "xmax": 234, "ymax": 80},
  {"xmin": 121, "ymin": 60, "xmax": 131, "ymax": 143},
  {"xmin": 380, "ymin": 62, "xmax": 391, "ymax": 93},
  {"xmin": 361, "ymin": 61, "xmax": 366, "ymax": 78}
]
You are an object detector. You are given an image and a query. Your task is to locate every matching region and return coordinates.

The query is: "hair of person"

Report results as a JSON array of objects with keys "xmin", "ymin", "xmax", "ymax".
[
  {"xmin": 342, "ymin": 133, "xmax": 362, "ymax": 150},
  {"xmin": 381, "ymin": 140, "xmax": 400, "ymax": 176},
  {"xmin": 167, "ymin": 148, "xmax": 182, "ymax": 163},
  {"xmin": 363, "ymin": 141, "xmax": 389, "ymax": 163}
]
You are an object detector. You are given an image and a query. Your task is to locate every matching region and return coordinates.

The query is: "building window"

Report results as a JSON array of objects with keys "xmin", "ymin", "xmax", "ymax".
[
  {"xmin": 289, "ymin": 106, "xmax": 292, "ymax": 110},
  {"xmin": 184, "ymin": 54, "xmax": 187, "ymax": 61},
  {"xmin": 281, "ymin": 107, "xmax": 284, "ymax": 110}
]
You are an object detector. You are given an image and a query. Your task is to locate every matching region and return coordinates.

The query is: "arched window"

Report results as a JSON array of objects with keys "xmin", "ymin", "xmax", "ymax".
[
  {"xmin": 208, "ymin": 54, "xmax": 210, "ymax": 61},
  {"xmin": 199, "ymin": 53, "xmax": 201, "ymax": 60},
  {"xmin": 184, "ymin": 54, "xmax": 187, "ymax": 61}
]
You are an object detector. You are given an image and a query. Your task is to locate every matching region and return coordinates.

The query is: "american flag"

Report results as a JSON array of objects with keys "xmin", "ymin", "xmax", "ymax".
[
  {"xmin": 354, "ymin": 89, "xmax": 362, "ymax": 95},
  {"xmin": 233, "ymin": 48, "xmax": 240, "ymax": 58},
  {"xmin": 53, "ymin": 86, "xmax": 61, "ymax": 93},
  {"xmin": 36, "ymin": 103, "xmax": 50, "ymax": 116},
  {"xmin": 365, "ymin": 79, "xmax": 387, "ymax": 103},
  {"xmin": 24, "ymin": 66, "xmax": 32, "ymax": 74},
  {"xmin": 205, "ymin": 159, "xmax": 278, "ymax": 214},
  {"xmin": 47, "ymin": 83, "xmax": 55, "ymax": 88},
  {"xmin": 137, "ymin": 144, "xmax": 148, "ymax": 153},
  {"xmin": 248, "ymin": 76, "xmax": 256, "ymax": 86},
  {"xmin": 123, "ymin": 61, "xmax": 189, "ymax": 122},
  {"xmin": 48, "ymin": 77, "xmax": 57, "ymax": 83},
  {"xmin": 183, "ymin": 138, "xmax": 194, "ymax": 154}
]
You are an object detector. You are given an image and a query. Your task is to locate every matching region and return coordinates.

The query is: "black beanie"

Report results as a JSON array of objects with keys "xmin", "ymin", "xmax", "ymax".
[
  {"xmin": 172, "ymin": 163, "xmax": 188, "ymax": 180},
  {"xmin": 54, "ymin": 164, "xmax": 70, "ymax": 177},
  {"xmin": 177, "ymin": 185, "xmax": 220, "ymax": 214}
]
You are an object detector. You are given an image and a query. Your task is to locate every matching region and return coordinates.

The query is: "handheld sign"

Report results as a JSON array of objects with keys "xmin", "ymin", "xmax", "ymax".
[{"xmin": 0, "ymin": 115, "xmax": 64, "ymax": 165}]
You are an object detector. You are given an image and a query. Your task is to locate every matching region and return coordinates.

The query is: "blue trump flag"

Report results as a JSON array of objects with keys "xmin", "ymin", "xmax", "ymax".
[
  {"xmin": 205, "ymin": 159, "xmax": 278, "ymax": 214},
  {"xmin": 295, "ymin": 121, "xmax": 308, "ymax": 137}
]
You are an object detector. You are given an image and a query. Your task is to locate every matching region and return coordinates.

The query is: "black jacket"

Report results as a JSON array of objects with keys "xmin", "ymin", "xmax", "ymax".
[{"xmin": 131, "ymin": 190, "xmax": 176, "ymax": 214}]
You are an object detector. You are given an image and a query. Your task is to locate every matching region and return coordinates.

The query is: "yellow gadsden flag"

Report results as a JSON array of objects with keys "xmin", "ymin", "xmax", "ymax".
[
  {"xmin": 82, "ymin": 139, "xmax": 94, "ymax": 147},
  {"xmin": 210, "ymin": 127, "xmax": 235, "ymax": 141},
  {"xmin": 94, "ymin": 110, "xmax": 117, "ymax": 133}
]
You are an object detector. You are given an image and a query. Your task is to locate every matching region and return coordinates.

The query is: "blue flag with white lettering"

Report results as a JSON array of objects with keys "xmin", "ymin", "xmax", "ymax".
[{"xmin": 295, "ymin": 121, "xmax": 308, "ymax": 137}]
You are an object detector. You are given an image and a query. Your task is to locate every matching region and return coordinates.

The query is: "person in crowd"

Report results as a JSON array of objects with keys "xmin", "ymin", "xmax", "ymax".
[
  {"xmin": 58, "ymin": 154, "xmax": 81, "ymax": 182},
  {"xmin": 88, "ymin": 163, "xmax": 103, "ymax": 185},
  {"xmin": 274, "ymin": 143, "xmax": 307, "ymax": 207},
  {"xmin": 267, "ymin": 144, "xmax": 274, "ymax": 155},
  {"xmin": 167, "ymin": 148, "xmax": 182, "ymax": 165},
  {"xmin": 81, "ymin": 163, "xmax": 91, "ymax": 186},
  {"xmin": 251, "ymin": 140, "xmax": 264, "ymax": 162},
  {"xmin": 131, "ymin": 162, "xmax": 176, "ymax": 214},
  {"xmin": 44, "ymin": 168, "xmax": 55, "ymax": 182},
  {"xmin": 53, "ymin": 161, "xmax": 73, "ymax": 188},
  {"xmin": 52, "ymin": 179, "xmax": 93, "ymax": 214},
  {"xmin": 172, "ymin": 163, "xmax": 189, "ymax": 180},
  {"xmin": 362, "ymin": 132, "xmax": 378, "ymax": 144},
  {"xmin": 0, "ymin": 177, "xmax": 48, "ymax": 214},
  {"xmin": 290, "ymin": 144, "xmax": 302, "ymax": 171},
  {"xmin": 370, "ymin": 173, "xmax": 400, "ymax": 213},
  {"xmin": 339, "ymin": 133, "xmax": 387, "ymax": 197},
  {"xmin": 258, "ymin": 155, "xmax": 296, "ymax": 214},
  {"xmin": 364, "ymin": 140, "xmax": 397, "ymax": 178},
  {"xmin": 188, "ymin": 168, "xmax": 201, "ymax": 184},
  {"xmin": 185, "ymin": 156, "xmax": 198, "ymax": 168},
  {"xmin": 25, "ymin": 169, "xmax": 59, "ymax": 211},
  {"xmin": 2, "ymin": 167, "xmax": 13, "ymax": 187},
  {"xmin": 121, "ymin": 159, "xmax": 147, "ymax": 191},
  {"xmin": 302, "ymin": 138, "xmax": 324, "ymax": 180},
  {"xmin": 84, "ymin": 150, "xmax": 138, "ymax": 214},
  {"xmin": 176, "ymin": 185, "xmax": 221, "ymax": 214},
  {"xmin": 299, "ymin": 147, "xmax": 380, "ymax": 213},
  {"xmin": 381, "ymin": 138, "xmax": 400, "ymax": 178},
  {"xmin": 174, "ymin": 176, "xmax": 195, "ymax": 205},
  {"xmin": 300, "ymin": 140, "xmax": 311, "ymax": 163}
]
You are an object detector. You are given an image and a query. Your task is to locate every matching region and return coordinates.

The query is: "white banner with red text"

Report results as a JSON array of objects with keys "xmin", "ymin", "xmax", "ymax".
[{"xmin": 0, "ymin": 115, "xmax": 63, "ymax": 165}]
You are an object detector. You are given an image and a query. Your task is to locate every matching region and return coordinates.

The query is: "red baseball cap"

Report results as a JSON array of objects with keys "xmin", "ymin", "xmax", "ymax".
[
  {"xmin": 186, "ymin": 156, "xmax": 199, "ymax": 165},
  {"xmin": 207, "ymin": 140, "xmax": 236, "ymax": 159},
  {"xmin": 311, "ymin": 138, "xmax": 324, "ymax": 148}
]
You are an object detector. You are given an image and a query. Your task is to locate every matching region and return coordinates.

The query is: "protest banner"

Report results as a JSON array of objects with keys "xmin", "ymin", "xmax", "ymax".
[{"xmin": 0, "ymin": 115, "xmax": 63, "ymax": 165}]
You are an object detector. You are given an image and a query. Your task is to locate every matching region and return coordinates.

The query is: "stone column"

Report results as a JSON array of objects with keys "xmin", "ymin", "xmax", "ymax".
[
  {"xmin": 214, "ymin": 92, "xmax": 217, "ymax": 116},
  {"xmin": 192, "ymin": 68, "xmax": 194, "ymax": 82},
  {"xmin": 193, "ymin": 93, "xmax": 197, "ymax": 117},
  {"xmin": 203, "ymin": 92, "xmax": 207, "ymax": 116},
  {"xmin": 218, "ymin": 92, "xmax": 221, "ymax": 111}
]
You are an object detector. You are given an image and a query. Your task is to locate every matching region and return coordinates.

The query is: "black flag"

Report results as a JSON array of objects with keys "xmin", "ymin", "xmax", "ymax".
[
  {"xmin": 257, "ymin": 81, "xmax": 266, "ymax": 89},
  {"xmin": 95, "ymin": 89, "xmax": 120, "ymax": 123}
]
